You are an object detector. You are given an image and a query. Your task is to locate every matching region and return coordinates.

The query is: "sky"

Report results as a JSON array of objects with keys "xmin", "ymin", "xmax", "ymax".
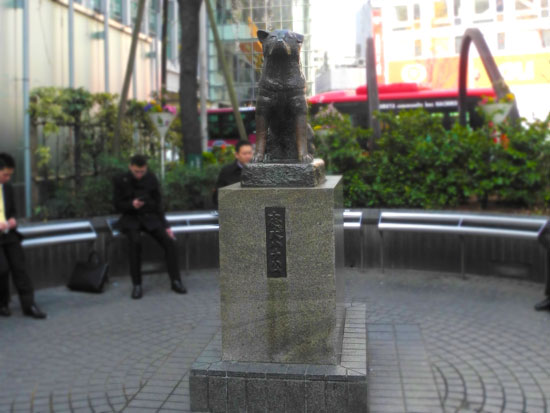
[{"xmin": 310, "ymin": 0, "xmax": 367, "ymax": 65}]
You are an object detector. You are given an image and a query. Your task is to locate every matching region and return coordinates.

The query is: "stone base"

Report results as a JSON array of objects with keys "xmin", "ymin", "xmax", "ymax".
[
  {"xmin": 189, "ymin": 305, "xmax": 367, "ymax": 412},
  {"xmin": 241, "ymin": 158, "xmax": 326, "ymax": 187}
]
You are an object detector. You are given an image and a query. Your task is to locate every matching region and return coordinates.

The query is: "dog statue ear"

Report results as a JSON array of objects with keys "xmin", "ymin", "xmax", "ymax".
[
  {"xmin": 257, "ymin": 30, "xmax": 269, "ymax": 43},
  {"xmin": 295, "ymin": 33, "xmax": 304, "ymax": 43}
]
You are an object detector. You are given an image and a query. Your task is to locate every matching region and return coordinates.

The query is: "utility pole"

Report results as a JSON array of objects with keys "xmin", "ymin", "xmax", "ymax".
[
  {"xmin": 199, "ymin": 2, "xmax": 208, "ymax": 152},
  {"xmin": 365, "ymin": 0, "xmax": 380, "ymax": 148},
  {"xmin": 22, "ymin": 0, "xmax": 32, "ymax": 218}
]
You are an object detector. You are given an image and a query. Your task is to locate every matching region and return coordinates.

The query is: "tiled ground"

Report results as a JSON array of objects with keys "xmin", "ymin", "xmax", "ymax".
[{"xmin": 1, "ymin": 268, "xmax": 549, "ymax": 412}]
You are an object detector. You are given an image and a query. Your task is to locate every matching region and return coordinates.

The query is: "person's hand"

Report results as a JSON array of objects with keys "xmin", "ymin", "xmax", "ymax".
[
  {"xmin": 166, "ymin": 228, "xmax": 176, "ymax": 240},
  {"xmin": 0, "ymin": 221, "xmax": 8, "ymax": 231},
  {"xmin": 132, "ymin": 198, "xmax": 145, "ymax": 209},
  {"xmin": 7, "ymin": 218, "xmax": 17, "ymax": 229}
]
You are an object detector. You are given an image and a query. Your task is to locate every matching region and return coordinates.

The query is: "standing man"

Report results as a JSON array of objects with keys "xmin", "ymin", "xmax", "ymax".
[
  {"xmin": 213, "ymin": 140, "xmax": 253, "ymax": 206},
  {"xmin": 113, "ymin": 155, "xmax": 187, "ymax": 299},
  {"xmin": 0, "ymin": 153, "xmax": 47, "ymax": 319}
]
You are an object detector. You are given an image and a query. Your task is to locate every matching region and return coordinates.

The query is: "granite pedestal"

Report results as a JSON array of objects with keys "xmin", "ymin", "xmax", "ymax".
[{"xmin": 190, "ymin": 175, "xmax": 367, "ymax": 411}]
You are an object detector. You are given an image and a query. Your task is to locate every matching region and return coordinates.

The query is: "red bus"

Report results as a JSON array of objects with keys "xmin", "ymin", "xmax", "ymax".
[
  {"xmin": 308, "ymin": 83, "xmax": 496, "ymax": 129},
  {"xmin": 207, "ymin": 107, "xmax": 256, "ymax": 149}
]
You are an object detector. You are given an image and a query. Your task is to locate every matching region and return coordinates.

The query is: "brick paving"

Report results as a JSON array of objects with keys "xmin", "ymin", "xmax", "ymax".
[{"xmin": 0, "ymin": 268, "xmax": 549, "ymax": 412}]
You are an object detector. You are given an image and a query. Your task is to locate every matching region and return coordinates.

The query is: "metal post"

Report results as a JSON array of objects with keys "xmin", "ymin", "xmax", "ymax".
[
  {"xmin": 104, "ymin": 0, "xmax": 110, "ymax": 92},
  {"xmin": 460, "ymin": 235, "xmax": 466, "ymax": 279},
  {"xmin": 360, "ymin": 223, "xmax": 365, "ymax": 271},
  {"xmin": 365, "ymin": 0, "xmax": 381, "ymax": 148},
  {"xmin": 23, "ymin": 0, "xmax": 32, "ymax": 218},
  {"xmin": 68, "ymin": 0, "xmax": 75, "ymax": 88},
  {"xmin": 380, "ymin": 231, "xmax": 384, "ymax": 273},
  {"xmin": 199, "ymin": 1, "xmax": 208, "ymax": 152}
]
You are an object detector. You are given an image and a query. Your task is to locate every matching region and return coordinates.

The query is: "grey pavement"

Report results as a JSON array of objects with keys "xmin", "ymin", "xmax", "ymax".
[{"xmin": 0, "ymin": 268, "xmax": 549, "ymax": 412}]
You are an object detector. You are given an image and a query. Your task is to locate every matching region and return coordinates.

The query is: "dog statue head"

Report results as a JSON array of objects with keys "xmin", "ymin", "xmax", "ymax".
[{"xmin": 257, "ymin": 29, "xmax": 304, "ymax": 58}]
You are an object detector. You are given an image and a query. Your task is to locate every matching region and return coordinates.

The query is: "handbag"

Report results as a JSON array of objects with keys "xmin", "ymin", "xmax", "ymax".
[{"xmin": 67, "ymin": 251, "xmax": 109, "ymax": 293}]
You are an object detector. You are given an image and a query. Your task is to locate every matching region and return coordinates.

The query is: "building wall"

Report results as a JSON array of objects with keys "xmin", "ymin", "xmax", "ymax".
[
  {"xmin": 356, "ymin": 0, "xmax": 550, "ymax": 120},
  {"xmin": 0, "ymin": 0, "xmax": 169, "ymax": 192},
  {"xmin": 207, "ymin": 0, "xmax": 312, "ymax": 106}
]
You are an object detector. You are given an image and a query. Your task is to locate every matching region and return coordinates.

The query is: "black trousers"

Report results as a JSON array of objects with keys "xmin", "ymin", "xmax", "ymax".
[
  {"xmin": 0, "ymin": 236, "xmax": 34, "ymax": 308},
  {"xmin": 123, "ymin": 227, "xmax": 181, "ymax": 286}
]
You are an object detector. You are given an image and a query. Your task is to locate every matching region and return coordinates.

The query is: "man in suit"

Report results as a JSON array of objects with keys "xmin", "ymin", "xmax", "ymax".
[
  {"xmin": 213, "ymin": 140, "xmax": 253, "ymax": 206},
  {"xmin": 0, "ymin": 153, "xmax": 47, "ymax": 319},
  {"xmin": 113, "ymin": 155, "xmax": 186, "ymax": 299}
]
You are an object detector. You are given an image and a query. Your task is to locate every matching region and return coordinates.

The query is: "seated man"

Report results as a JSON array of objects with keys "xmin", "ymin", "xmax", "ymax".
[
  {"xmin": 0, "ymin": 153, "xmax": 46, "ymax": 319},
  {"xmin": 213, "ymin": 140, "xmax": 253, "ymax": 206},
  {"xmin": 113, "ymin": 155, "xmax": 186, "ymax": 299}
]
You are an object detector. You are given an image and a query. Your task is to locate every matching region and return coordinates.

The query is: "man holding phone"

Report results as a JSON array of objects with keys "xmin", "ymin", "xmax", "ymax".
[{"xmin": 113, "ymin": 155, "xmax": 186, "ymax": 299}]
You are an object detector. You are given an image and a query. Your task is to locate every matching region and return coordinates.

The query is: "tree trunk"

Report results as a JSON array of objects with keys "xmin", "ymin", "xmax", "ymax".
[
  {"xmin": 114, "ymin": 0, "xmax": 147, "ymax": 156},
  {"xmin": 178, "ymin": 0, "xmax": 203, "ymax": 164},
  {"xmin": 161, "ymin": 0, "xmax": 169, "ymax": 106}
]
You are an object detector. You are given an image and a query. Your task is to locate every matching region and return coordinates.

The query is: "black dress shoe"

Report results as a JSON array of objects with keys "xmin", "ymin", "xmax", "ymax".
[
  {"xmin": 0, "ymin": 305, "xmax": 11, "ymax": 317},
  {"xmin": 22, "ymin": 304, "xmax": 47, "ymax": 319},
  {"xmin": 171, "ymin": 279, "xmax": 187, "ymax": 294},
  {"xmin": 534, "ymin": 297, "xmax": 550, "ymax": 311},
  {"xmin": 132, "ymin": 285, "xmax": 143, "ymax": 299}
]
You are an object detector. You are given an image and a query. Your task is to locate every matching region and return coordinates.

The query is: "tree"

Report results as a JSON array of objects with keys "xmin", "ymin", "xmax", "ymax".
[
  {"xmin": 114, "ymin": 0, "xmax": 147, "ymax": 156},
  {"xmin": 178, "ymin": 0, "xmax": 203, "ymax": 165}
]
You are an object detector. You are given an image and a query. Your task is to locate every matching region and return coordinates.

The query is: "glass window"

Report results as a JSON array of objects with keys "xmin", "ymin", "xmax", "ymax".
[
  {"xmin": 497, "ymin": 0, "xmax": 504, "ymax": 11},
  {"xmin": 542, "ymin": 29, "xmax": 550, "ymax": 47},
  {"xmin": 90, "ymin": 0, "xmax": 102, "ymax": 12},
  {"xmin": 395, "ymin": 5, "xmax": 408, "ymax": 21},
  {"xmin": 414, "ymin": 4, "xmax": 421, "ymax": 19},
  {"xmin": 434, "ymin": 0, "xmax": 448, "ymax": 18},
  {"xmin": 455, "ymin": 36, "xmax": 463, "ymax": 53},
  {"xmin": 543, "ymin": 0, "xmax": 549, "ymax": 6},
  {"xmin": 453, "ymin": 0, "xmax": 461, "ymax": 15},
  {"xmin": 414, "ymin": 39, "xmax": 422, "ymax": 56},
  {"xmin": 515, "ymin": 0, "xmax": 530, "ymax": 9},
  {"xmin": 475, "ymin": 0, "xmax": 489, "ymax": 13},
  {"xmin": 111, "ymin": 0, "xmax": 123, "ymax": 22},
  {"xmin": 149, "ymin": 0, "xmax": 159, "ymax": 35},
  {"xmin": 497, "ymin": 32, "xmax": 505, "ymax": 49}
]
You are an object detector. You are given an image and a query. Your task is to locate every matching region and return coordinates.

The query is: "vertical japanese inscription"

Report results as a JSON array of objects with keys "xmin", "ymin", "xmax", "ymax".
[{"xmin": 265, "ymin": 207, "xmax": 287, "ymax": 278}]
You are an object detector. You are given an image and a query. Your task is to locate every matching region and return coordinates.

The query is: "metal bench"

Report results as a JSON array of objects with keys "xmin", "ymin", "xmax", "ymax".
[
  {"xmin": 19, "ymin": 221, "xmax": 97, "ymax": 248},
  {"xmin": 106, "ymin": 212, "xmax": 219, "ymax": 273},
  {"xmin": 378, "ymin": 211, "xmax": 549, "ymax": 278},
  {"xmin": 343, "ymin": 210, "xmax": 364, "ymax": 270}
]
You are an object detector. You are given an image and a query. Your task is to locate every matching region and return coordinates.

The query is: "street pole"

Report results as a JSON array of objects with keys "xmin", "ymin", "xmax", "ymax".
[
  {"xmin": 23, "ymin": 0, "xmax": 32, "ymax": 218},
  {"xmin": 68, "ymin": 0, "xmax": 75, "ymax": 88},
  {"xmin": 199, "ymin": 1, "xmax": 208, "ymax": 152},
  {"xmin": 104, "ymin": 0, "xmax": 110, "ymax": 92},
  {"xmin": 365, "ymin": 0, "xmax": 380, "ymax": 148}
]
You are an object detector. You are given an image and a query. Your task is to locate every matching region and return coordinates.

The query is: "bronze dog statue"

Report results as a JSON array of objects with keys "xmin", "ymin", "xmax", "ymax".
[{"xmin": 253, "ymin": 29, "xmax": 314, "ymax": 164}]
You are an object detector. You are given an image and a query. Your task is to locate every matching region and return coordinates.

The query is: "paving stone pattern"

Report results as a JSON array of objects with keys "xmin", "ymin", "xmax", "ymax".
[{"xmin": 1, "ymin": 268, "xmax": 550, "ymax": 412}]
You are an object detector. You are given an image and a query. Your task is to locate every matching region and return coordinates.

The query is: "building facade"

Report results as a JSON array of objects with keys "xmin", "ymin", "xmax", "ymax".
[
  {"xmin": 208, "ymin": 0, "xmax": 312, "ymax": 105},
  {"xmin": 0, "ymin": 0, "xmax": 180, "ymax": 192},
  {"xmin": 356, "ymin": 0, "xmax": 550, "ymax": 119}
]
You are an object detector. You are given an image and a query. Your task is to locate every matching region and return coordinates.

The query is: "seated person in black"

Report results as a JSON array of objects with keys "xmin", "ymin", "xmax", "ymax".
[
  {"xmin": 0, "ymin": 153, "xmax": 46, "ymax": 319},
  {"xmin": 113, "ymin": 155, "xmax": 186, "ymax": 299},
  {"xmin": 213, "ymin": 140, "xmax": 253, "ymax": 206}
]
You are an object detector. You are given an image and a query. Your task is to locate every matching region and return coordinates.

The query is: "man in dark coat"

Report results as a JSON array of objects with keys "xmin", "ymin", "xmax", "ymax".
[
  {"xmin": 213, "ymin": 140, "xmax": 253, "ymax": 206},
  {"xmin": 113, "ymin": 155, "xmax": 186, "ymax": 299},
  {"xmin": 0, "ymin": 153, "xmax": 46, "ymax": 319}
]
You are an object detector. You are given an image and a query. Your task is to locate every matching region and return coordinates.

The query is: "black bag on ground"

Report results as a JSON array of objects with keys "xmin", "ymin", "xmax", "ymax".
[{"xmin": 67, "ymin": 251, "xmax": 109, "ymax": 293}]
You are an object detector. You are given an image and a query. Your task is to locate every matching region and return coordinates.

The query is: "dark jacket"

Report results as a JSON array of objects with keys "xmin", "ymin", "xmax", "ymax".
[
  {"xmin": 213, "ymin": 161, "xmax": 243, "ymax": 206},
  {"xmin": 113, "ymin": 171, "xmax": 168, "ymax": 231},
  {"xmin": 0, "ymin": 182, "xmax": 22, "ymax": 244}
]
